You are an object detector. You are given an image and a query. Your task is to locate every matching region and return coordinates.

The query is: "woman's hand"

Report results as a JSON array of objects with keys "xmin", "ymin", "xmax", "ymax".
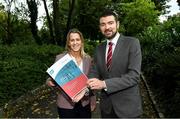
[
  {"xmin": 72, "ymin": 89, "xmax": 86, "ymax": 103},
  {"xmin": 46, "ymin": 78, "xmax": 56, "ymax": 87}
]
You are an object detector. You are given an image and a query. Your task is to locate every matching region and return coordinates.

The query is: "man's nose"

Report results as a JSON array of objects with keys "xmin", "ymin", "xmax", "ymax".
[{"xmin": 105, "ymin": 24, "xmax": 110, "ymax": 30}]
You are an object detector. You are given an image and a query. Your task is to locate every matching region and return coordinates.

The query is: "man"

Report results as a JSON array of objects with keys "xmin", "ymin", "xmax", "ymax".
[{"xmin": 87, "ymin": 9, "xmax": 143, "ymax": 118}]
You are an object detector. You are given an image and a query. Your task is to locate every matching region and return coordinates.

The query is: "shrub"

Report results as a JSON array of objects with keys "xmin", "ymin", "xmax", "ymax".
[
  {"xmin": 137, "ymin": 15, "xmax": 180, "ymax": 117},
  {"xmin": 0, "ymin": 44, "xmax": 63, "ymax": 107}
]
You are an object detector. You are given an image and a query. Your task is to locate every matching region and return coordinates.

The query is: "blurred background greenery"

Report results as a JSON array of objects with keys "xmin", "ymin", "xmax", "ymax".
[{"xmin": 0, "ymin": 0, "xmax": 179, "ymax": 117}]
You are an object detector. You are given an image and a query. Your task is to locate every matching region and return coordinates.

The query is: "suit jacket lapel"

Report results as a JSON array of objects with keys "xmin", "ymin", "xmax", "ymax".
[
  {"xmin": 100, "ymin": 42, "xmax": 107, "ymax": 72},
  {"xmin": 111, "ymin": 34, "xmax": 124, "ymax": 69},
  {"xmin": 100, "ymin": 36, "xmax": 123, "ymax": 72}
]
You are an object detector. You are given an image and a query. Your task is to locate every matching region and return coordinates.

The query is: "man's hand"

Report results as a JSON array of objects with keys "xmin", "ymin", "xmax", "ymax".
[{"xmin": 87, "ymin": 78, "xmax": 106, "ymax": 90}]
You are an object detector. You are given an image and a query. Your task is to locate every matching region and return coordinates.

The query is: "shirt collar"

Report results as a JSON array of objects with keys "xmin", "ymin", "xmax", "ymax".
[{"xmin": 107, "ymin": 32, "xmax": 120, "ymax": 46}]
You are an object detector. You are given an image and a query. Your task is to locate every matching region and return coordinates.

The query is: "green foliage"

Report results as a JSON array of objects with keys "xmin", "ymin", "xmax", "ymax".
[
  {"xmin": 159, "ymin": 48, "xmax": 180, "ymax": 80},
  {"xmin": 138, "ymin": 15, "xmax": 180, "ymax": 117},
  {"xmin": 0, "ymin": 10, "xmax": 33, "ymax": 45},
  {"xmin": 0, "ymin": 10, "xmax": 7, "ymax": 44},
  {"xmin": 38, "ymin": 0, "xmax": 162, "ymax": 42},
  {"xmin": 0, "ymin": 41, "xmax": 98, "ymax": 107},
  {"xmin": 139, "ymin": 15, "xmax": 180, "ymax": 75},
  {"xmin": 0, "ymin": 44, "xmax": 63, "ymax": 107},
  {"xmin": 39, "ymin": 28, "xmax": 51, "ymax": 44},
  {"xmin": 84, "ymin": 39, "xmax": 99, "ymax": 57},
  {"xmin": 162, "ymin": 15, "xmax": 180, "ymax": 47},
  {"xmin": 138, "ymin": 25, "xmax": 173, "ymax": 74},
  {"xmin": 120, "ymin": 0, "xmax": 159, "ymax": 36},
  {"xmin": 151, "ymin": 48, "xmax": 180, "ymax": 117},
  {"xmin": 74, "ymin": 0, "xmax": 111, "ymax": 40},
  {"xmin": 151, "ymin": 0, "xmax": 168, "ymax": 14}
]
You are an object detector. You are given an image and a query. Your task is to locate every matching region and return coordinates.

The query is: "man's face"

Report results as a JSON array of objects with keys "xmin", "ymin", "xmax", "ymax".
[{"xmin": 99, "ymin": 15, "xmax": 119, "ymax": 39}]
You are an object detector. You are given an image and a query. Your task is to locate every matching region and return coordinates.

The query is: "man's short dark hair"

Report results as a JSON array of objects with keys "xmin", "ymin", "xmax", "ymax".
[{"xmin": 100, "ymin": 9, "xmax": 118, "ymax": 22}]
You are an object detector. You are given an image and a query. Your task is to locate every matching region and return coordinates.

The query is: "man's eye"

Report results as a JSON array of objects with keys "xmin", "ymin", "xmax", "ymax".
[
  {"xmin": 108, "ymin": 22, "xmax": 114, "ymax": 25},
  {"xmin": 100, "ymin": 24, "xmax": 105, "ymax": 27}
]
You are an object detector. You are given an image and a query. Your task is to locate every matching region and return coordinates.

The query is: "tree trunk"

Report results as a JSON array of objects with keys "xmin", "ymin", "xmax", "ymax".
[
  {"xmin": 53, "ymin": 0, "xmax": 62, "ymax": 46},
  {"xmin": 42, "ymin": 0, "xmax": 56, "ymax": 44},
  {"xmin": 5, "ymin": 0, "xmax": 13, "ymax": 45},
  {"xmin": 27, "ymin": 0, "xmax": 42, "ymax": 45},
  {"xmin": 64, "ymin": 0, "xmax": 75, "ymax": 39},
  {"xmin": 6, "ymin": 9, "xmax": 12, "ymax": 45},
  {"xmin": 177, "ymin": 0, "xmax": 180, "ymax": 7}
]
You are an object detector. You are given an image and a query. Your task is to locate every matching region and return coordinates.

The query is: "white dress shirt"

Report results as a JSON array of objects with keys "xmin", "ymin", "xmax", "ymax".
[
  {"xmin": 105, "ymin": 32, "xmax": 120, "ymax": 63},
  {"xmin": 70, "ymin": 55, "xmax": 83, "ymax": 71}
]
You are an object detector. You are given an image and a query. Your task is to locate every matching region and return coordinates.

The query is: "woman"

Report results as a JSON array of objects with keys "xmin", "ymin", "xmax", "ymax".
[{"xmin": 46, "ymin": 28, "xmax": 96, "ymax": 118}]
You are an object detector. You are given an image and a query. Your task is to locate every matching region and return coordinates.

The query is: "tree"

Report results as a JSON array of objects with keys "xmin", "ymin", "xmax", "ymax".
[
  {"xmin": 3, "ymin": 0, "xmax": 14, "ymax": 45},
  {"xmin": 120, "ymin": 0, "xmax": 160, "ymax": 36},
  {"xmin": 42, "ymin": 0, "xmax": 56, "ymax": 44},
  {"xmin": 73, "ymin": 0, "xmax": 111, "ymax": 41},
  {"xmin": 27, "ymin": 0, "xmax": 42, "ymax": 45},
  {"xmin": 53, "ymin": 0, "xmax": 62, "ymax": 46},
  {"xmin": 162, "ymin": 15, "xmax": 180, "ymax": 47},
  {"xmin": 0, "ymin": 2, "xmax": 33, "ymax": 45},
  {"xmin": 151, "ymin": 0, "xmax": 169, "ymax": 14},
  {"xmin": 0, "ymin": 7, "xmax": 7, "ymax": 44},
  {"xmin": 64, "ymin": 0, "xmax": 75, "ymax": 38},
  {"xmin": 138, "ymin": 15, "xmax": 180, "ymax": 117},
  {"xmin": 178, "ymin": 0, "xmax": 180, "ymax": 7}
]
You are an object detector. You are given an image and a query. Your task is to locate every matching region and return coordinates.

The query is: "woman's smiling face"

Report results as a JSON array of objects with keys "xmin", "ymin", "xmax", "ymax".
[{"xmin": 68, "ymin": 33, "xmax": 82, "ymax": 52}]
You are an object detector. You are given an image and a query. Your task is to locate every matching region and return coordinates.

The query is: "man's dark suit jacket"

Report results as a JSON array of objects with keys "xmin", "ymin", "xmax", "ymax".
[{"xmin": 88, "ymin": 34, "xmax": 143, "ymax": 117}]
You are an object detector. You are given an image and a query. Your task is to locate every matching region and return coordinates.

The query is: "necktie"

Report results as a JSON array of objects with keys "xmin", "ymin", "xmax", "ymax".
[{"xmin": 106, "ymin": 42, "xmax": 113, "ymax": 71}]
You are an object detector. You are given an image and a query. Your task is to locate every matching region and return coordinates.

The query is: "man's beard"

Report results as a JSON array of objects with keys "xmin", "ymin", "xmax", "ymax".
[{"xmin": 105, "ymin": 31, "xmax": 117, "ymax": 40}]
